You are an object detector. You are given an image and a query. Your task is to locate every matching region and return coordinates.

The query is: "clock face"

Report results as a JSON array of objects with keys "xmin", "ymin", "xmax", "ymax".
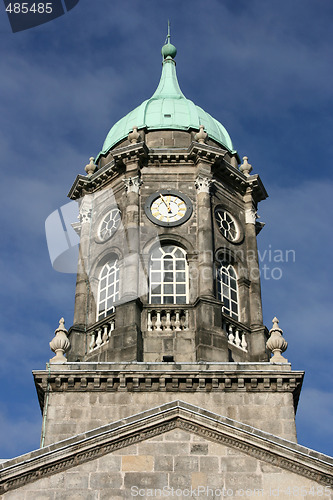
[
  {"xmin": 98, "ymin": 208, "xmax": 121, "ymax": 241},
  {"xmin": 215, "ymin": 208, "xmax": 239, "ymax": 242},
  {"xmin": 145, "ymin": 190, "xmax": 193, "ymax": 227}
]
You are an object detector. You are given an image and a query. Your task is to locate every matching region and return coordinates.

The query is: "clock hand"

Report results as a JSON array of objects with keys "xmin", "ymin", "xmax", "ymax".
[{"xmin": 159, "ymin": 193, "xmax": 171, "ymax": 212}]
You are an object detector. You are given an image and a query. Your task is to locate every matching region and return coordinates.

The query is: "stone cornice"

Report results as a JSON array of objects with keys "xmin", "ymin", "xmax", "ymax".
[
  {"xmin": 246, "ymin": 173, "xmax": 268, "ymax": 202},
  {"xmin": 33, "ymin": 362, "xmax": 304, "ymax": 413},
  {"xmin": 68, "ymin": 143, "xmax": 148, "ymax": 200},
  {"xmin": 1, "ymin": 401, "xmax": 332, "ymax": 494}
]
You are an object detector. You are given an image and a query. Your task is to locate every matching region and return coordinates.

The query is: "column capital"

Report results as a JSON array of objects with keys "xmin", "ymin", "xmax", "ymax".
[
  {"xmin": 123, "ymin": 175, "xmax": 143, "ymax": 194},
  {"xmin": 79, "ymin": 196, "xmax": 92, "ymax": 224},
  {"xmin": 195, "ymin": 175, "xmax": 214, "ymax": 194},
  {"xmin": 245, "ymin": 207, "xmax": 257, "ymax": 225}
]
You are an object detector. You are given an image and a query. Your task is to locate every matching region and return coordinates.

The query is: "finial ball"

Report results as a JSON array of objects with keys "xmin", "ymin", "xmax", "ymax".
[{"xmin": 162, "ymin": 42, "xmax": 177, "ymax": 59}]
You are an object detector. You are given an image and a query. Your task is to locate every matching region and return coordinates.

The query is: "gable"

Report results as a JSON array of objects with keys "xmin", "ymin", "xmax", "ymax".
[{"xmin": 1, "ymin": 401, "xmax": 332, "ymax": 497}]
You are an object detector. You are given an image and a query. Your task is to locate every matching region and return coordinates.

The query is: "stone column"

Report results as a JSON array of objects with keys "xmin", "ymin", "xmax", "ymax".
[
  {"xmin": 244, "ymin": 187, "xmax": 268, "ymax": 361},
  {"xmin": 244, "ymin": 187, "xmax": 263, "ymax": 328},
  {"xmin": 122, "ymin": 173, "xmax": 142, "ymax": 301},
  {"xmin": 195, "ymin": 175, "xmax": 214, "ymax": 298},
  {"xmin": 73, "ymin": 195, "xmax": 93, "ymax": 328}
]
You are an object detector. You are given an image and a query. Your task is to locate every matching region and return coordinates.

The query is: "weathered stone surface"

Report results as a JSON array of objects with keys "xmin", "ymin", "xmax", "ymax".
[{"xmin": 1, "ymin": 403, "xmax": 332, "ymax": 498}]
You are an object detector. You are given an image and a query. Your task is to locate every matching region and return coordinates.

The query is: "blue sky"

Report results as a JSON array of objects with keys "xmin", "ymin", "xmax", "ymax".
[{"xmin": 0, "ymin": 0, "xmax": 332, "ymax": 459}]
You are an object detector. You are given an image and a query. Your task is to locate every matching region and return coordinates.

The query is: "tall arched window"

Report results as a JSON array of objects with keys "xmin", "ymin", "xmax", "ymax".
[
  {"xmin": 97, "ymin": 259, "xmax": 119, "ymax": 320},
  {"xmin": 217, "ymin": 262, "xmax": 239, "ymax": 320},
  {"xmin": 149, "ymin": 245, "xmax": 188, "ymax": 304}
]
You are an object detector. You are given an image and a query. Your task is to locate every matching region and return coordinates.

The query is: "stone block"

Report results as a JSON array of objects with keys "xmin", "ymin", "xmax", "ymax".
[
  {"xmin": 225, "ymin": 473, "xmax": 263, "ymax": 491},
  {"xmin": 97, "ymin": 454, "xmax": 121, "ymax": 471},
  {"xmin": 199, "ymin": 456, "xmax": 219, "ymax": 471},
  {"xmin": 224, "ymin": 457, "xmax": 258, "ymax": 473},
  {"xmin": 99, "ymin": 490, "xmax": 124, "ymax": 500},
  {"xmin": 191, "ymin": 443, "xmax": 208, "ymax": 455},
  {"xmin": 137, "ymin": 442, "xmax": 189, "ymax": 456},
  {"xmin": 89, "ymin": 471, "xmax": 123, "ymax": 489},
  {"xmin": 174, "ymin": 456, "xmax": 199, "ymax": 472},
  {"xmin": 63, "ymin": 471, "xmax": 89, "ymax": 489},
  {"xmin": 191, "ymin": 471, "xmax": 208, "ymax": 488},
  {"xmin": 54, "ymin": 491, "xmax": 99, "ymax": 500},
  {"xmin": 122, "ymin": 455, "xmax": 154, "ymax": 471},
  {"xmin": 164, "ymin": 429, "xmax": 191, "ymax": 441},
  {"xmin": 168, "ymin": 473, "xmax": 191, "ymax": 489},
  {"xmin": 123, "ymin": 472, "xmax": 168, "ymax": 489},
  {"xmin": 113, "ymin": 444, "xmax": 138, "ymax": 455},
  {"xmin": 155, "ymin": 455, "xmax": 174, "ymax": 471}
]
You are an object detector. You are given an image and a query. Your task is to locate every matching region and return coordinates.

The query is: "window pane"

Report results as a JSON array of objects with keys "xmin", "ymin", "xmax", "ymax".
[
  {"xmin": 176, "ymin": 296, "xmax": 186, "ymax": 304},
  {"xmin": 231, "ymin": 302, "xmax": 238, "ymax": 313},
  {"xmin": 164, "ymin": 284, "xmax": 173, "ymax": 294},
  {"xmin": 176, "ymin": 260, "xmax": 185, "ymax": 270},
  {"xmin": 176, "ymin": 284, "xmax": 185, "ymax": 294},
  {"xmin": 164, "ymin": 296, "xmax": 173, "ymax": 304},
  {"xmin": 151, "ymin": 285, "xmax": 161, "ymax": 295},
  {"xmin": 151, "ymin": 296, "xmax": 161, "ymax": 304},
  {"xmin": 164, "ymin": 272, "xmax": 173, "ymax": 282},
  {"xmin": 163, "ymin": 259, "xmax": 173, "ymax": 271},
  {"xmin": 151, "ymin": 272, "xmax": 161, "ymax": 283},
  {"xmin": 176, "ymin": 272, "xmax": 185, "ymax": 282},
  {"xmin": 174, "ymin": 248, "xmax": 184, "ymax": 258}
]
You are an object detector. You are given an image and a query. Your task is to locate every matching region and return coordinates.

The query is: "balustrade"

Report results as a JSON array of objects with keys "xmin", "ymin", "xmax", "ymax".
[
  {"xmin": 222, "ymin": 314, "xmax": 248, "ymax": 352},
  {"xmin": 88, "ymin": 315, "xmax": 115, "ymax": 352},
  {"xmin": 147, "ymin": 308, "xmax": 189, "ymax": 332}
]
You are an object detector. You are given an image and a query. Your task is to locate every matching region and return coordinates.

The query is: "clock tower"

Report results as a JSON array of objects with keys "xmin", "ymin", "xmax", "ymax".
[
  {"xmin": 3, "ymin": 31, "xmax": 333, "ymax": 500},
  {"xmin": 35, "ymin": 33, "xmax": 302, "ymax": 448}
]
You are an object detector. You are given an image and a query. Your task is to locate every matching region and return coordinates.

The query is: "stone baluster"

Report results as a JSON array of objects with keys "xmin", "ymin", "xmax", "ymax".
[
  {"xmin": 102, "ymin": 324, "xmax": 109, "ymax": 344},
  {"xmin": 241, "ymin": 333, "xmax": 248, "ymax": 350},
  {"xmin": 228, "ymin": 324, "xmax": 234, "ymax": 344},
  {"xmin": 184, "ymin": 310, "xmax": 189, "ymax": 329},
  {"xmin": 165, "ymin": 312, "xmax": 171, "ymax": 331},
  {"xmin": 147, "ymin": 311, "xmax": 153, "ymax": 331},
  {"xmin": 175, "ymin": 311, "xmax": 181, "ymax": 331},
  {"xmin": 235, "ymin": 329, "xmax": 241, "ymax": 347},
  {"xmin": 110, "ymin": 319, "xmax": 115, "ymax": 332},
  {"xmin": 89, "ymin": 332, "xmax": 96, "ymax": 351},
  {"xmin": 96, "ymin": 328, "xmax": 103, "ymax": 347},
  {"xmin": 155, "ymin": 312, "xmax": 162, "ymax": 331}
]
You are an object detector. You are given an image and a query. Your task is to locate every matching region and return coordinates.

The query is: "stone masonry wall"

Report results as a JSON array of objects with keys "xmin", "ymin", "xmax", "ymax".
[
  {"xmin": 42, "ymin": 391, "xmax": 297, "ymax": 447},
  {"xmin": 2, "ymin": 428, "xmax": 331, "ymax": 500}
]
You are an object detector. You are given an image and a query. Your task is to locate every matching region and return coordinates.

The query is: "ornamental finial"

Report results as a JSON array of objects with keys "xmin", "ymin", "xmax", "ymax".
[
  {"xmin": 266, "ymin": 317, "xmax": 288, "ymax": 363},
  {"xmin": 239, "ymin": 156, "xmax": 253, "ymax": 176},
  {"xmin": 128, "ymin": 126, "xmax": 141, "ymax": 144},
  {"xmin": 161, "ymin": 20, "xmax": 177, "ymax": 59},
  {"xmin": 85, "ymin": 157, "xmax": 96, "ymax": 176},
  {"xmin": 194, "ymin": 125, "xmax": 208, "ymax": 144},
  {"xmin": 49, "ymin": 317, "xmax": 71, "ymax": 364}
]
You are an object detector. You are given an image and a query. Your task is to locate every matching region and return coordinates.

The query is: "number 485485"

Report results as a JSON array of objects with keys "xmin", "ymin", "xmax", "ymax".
[{"xmin": 6, "ymin": 3, "xmax": 53, "ymax": 14}]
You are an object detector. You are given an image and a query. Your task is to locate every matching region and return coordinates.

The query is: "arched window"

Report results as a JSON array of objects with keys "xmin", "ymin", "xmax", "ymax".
[
  {"xmin": 217, "ymin": 262, "xmax": 239, "ymax": 320},
  {"xmin": 97, "ymin": 259, "xmax": 119, "ymax": 320},
  {"xmin": 149, "ymin": 245, "xmax": 188, "ymax": 304}
]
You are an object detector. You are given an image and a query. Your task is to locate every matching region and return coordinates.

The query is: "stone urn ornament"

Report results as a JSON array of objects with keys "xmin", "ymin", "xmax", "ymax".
[
  {"xmin": 266, "ymin": 317, "xmax": 288, "ymax": 363},
  {"xmin": 49, "ymin": 317, "xmax": 71, "ymax": 363}
]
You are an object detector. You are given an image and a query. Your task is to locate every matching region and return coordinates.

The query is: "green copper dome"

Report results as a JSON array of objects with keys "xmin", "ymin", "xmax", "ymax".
[{"xmin": 96, "ymin": 40, "xmax": 235, "ymax": 161}]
